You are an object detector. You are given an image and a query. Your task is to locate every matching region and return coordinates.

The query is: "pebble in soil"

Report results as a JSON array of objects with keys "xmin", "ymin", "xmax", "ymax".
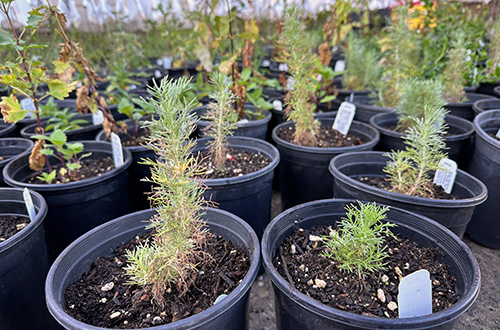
[
  {"xmin": 0, "ymin": 215, "xmax": 30, "ymax": 242},
  {"xmin": 273, "ymin": 225, "xmax": 458, "ymax": 318}
]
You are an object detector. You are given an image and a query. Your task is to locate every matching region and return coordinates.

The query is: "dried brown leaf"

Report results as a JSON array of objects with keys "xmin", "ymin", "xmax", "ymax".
[
  {"xmin": 29, "ymin": 139, "xmax": 45, "ymax": 171},
  {"xmin": 318, "ymin": 42, "xmax": 332, "ymax": 66},
  {"xmin": 58, "ymin": 65, "xmax": 75, "ymax": 84},
  {"xmin": 103, "ymin": 116, "xmax": 114, "ymax": 140},
  {"xmin": 76, "ymin": 84, "xmax": 90, "ymax": 113}
]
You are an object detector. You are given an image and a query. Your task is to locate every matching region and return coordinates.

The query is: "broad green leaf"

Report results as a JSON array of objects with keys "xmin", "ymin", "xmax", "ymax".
[
  {"xmin": 31, "ymin": 134, "xmax": 50, "ymax": 140},
  {"xmin": 26, "ymin": 8, "xmax": 45, "ymax": 30},
  {"xmin": 24, "ymin": 44, "xmax": 47, "ymax": 49},
  {"xmin": 48, "ymin": 80, "xmax": 78, "ymax": 100},
  {"xmin": 52, "ymin": 60, "xmax": 70, "ymax": 74},
  {"xmin": 36, "ymin": 170, "xmax": 56, "ymax": 184},
  {"xmin": 320, "ymin": 95, "xmax": 337, "ymax": 103},
  {"xmin": 49, "ymin": 129, "xmax": 67, "ymax": 146},
  {"xmin": 0, "ymin": 95, "xmax": 28, "ymax": 122},
  {"xmin": 39, "ymin": 148, "xmax": 54, "ymax": 156},
  {"xmin": 240, "ymin": 67, "xmax": 252, "ymax": 82},
  {"xmin": 0, "ymin": 29, "xmax": 13, "ymax": 46},
  {"xmin": 66, "ymin": 163, "xmax": 81, "ymax": 171},
  {"xmin": 66, "ymin": 142, "xmax": 84, "ymax": 153}
]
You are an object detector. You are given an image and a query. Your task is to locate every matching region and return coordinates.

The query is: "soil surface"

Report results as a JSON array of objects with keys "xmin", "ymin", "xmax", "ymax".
[
  {"xmin": 64, "ymin": 231, "xmax": 250, "ymax": 329},
  {"xmin": 488, "ymin": 132, "xmax": 500, "ymax": 142},
  {"xmin": 198, "ymin": 148, "xmax": 270, "ymax": 179},
  {"xmin": 272, "ymin": 225, "xmax": 457, "ymax": 318},
  {"xmin": 27, "ymin": 156, "xmax": 115, "ymax": 184},
  {"xmin": 356, "ymin": 175, "xmax": 456, "ymax": 200},
  {"xmin": 278, "ymin": 126, "xmax": 365, "ymax": 148},
  {"xmin": 0, "ymin": 215, "xmax": 30, "ymax": 242}
]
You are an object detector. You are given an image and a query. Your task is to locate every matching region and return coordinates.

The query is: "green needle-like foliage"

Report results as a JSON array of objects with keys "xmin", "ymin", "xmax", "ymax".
[
  {"xmin": 279, "ymin": 8, "xmax": 319, "ymax": 147},
  {"xmin": 203, "ymin": 72, "xmax": 238, "ymax": 171},
  {"xmin": 322, "ymin": 201, "xmax": 396, "ymax": 276},
  {"xmin": 124, "ymin": 76, "xmax": 209, "ymax": 307},
  {"xmin": 396, "ymin": 79, "xmax": 445, "ymax": 131},
  {"xmin": 384, "ymin": 105, "xmax": 448, "ymax": 198},
  {"xmin": 441, "ymin": 33, "xmax": 467, "ymax": 103},
  {"xmin": 484, "ymin": 19, "xmax": 500, "ymax": 82},
  {"xmin": 343, "ymin": 33, "xmax": 381, "ymax": 91}
]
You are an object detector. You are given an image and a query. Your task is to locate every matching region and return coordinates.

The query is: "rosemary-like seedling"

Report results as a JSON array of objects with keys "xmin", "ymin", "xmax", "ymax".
[
  {"xmin": 396, "ymin": 79, "xmax": 445, "ymax": 131},
  {"xmin": 279, "ymin": 9, "xmax": 319, "ymax": 147},
  {"xmin": 203, "ymin": 72, "xmax": 238, "ymax": 171},
  {"xmin": 384, "ymin": 105, "xmax": 448, "ymax": 198},
  {"xmin": 322, "ymin": 201, "xmax": 396, "ymax": 276},
  {"xmin": 124, "ymin": 77, "xmax": 209, "ymax": 307},
  {"xmin": 441, "ymin": 33, "xmax": 467, "ymax": 103},
  {"xmin": 343, "ymin": 33, "xmax": 381, "ymax": 91}
]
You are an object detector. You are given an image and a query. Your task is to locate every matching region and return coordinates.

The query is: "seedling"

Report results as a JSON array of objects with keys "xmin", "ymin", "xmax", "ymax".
[
  {"xmin": 342, "ymin": 33, "xmax": 381, "ymax": 91},
  {"xmin": 440, "ymin": 33, "xmax": 467, "ymax": 103},
  {"xmin": 322, "ymin": 201, "xmax": 397, "ymax": 277}
]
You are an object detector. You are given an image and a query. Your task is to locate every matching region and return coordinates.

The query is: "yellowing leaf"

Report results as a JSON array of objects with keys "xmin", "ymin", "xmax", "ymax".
[
  {"xmin": 48, "ymin": 80, "xmax": 78, "ymax": 100},
  {"xmin": 219, "ymin": 58, "xmax": 235, "ymax": 75},
  {"xmin": 53, "ymin": 60, "xmax": 70, "ymax": 74},
  {"xmin": 0, "ymin": 95, "xmax": 28, "ymax": 123}
]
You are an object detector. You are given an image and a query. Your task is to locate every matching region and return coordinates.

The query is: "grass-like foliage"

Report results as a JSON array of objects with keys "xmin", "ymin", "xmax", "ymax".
[
  {"xmin": 322, "ymin": 201, "xmax": 396, "ymax": 276},
  {"xmin": 343, "ymin": 33, "xmax": 381, "ymax": 91},
  {"xmin": 441, "ymin": 33, "xmax": 467, "ymax": 103},
  {"xmin": 124, "ymin": 76, "xmax": 209, "ymax": 307},
  {"xmin": 279, "ymin": 8, "xmax": 319, "ymax": 147},
  {"xmin": 396, "ymin": 78, "xmax": 445, "ymax": 131},
  {"xmin": 203, "ymin": 72, "xmax": 238, "ymax": 171},
  {"xmin": 384, "ymin": 106, "xmax": 448, "ymax": 198},
  {"xmin": 484, "ymin": 19, "xmax": 500, "ymax": 82}
]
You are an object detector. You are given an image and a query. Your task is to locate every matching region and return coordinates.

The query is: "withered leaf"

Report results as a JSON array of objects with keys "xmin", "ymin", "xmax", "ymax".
[{"xmin": 29, "ymin": 139, "xmax": 45, "ymax": 171}]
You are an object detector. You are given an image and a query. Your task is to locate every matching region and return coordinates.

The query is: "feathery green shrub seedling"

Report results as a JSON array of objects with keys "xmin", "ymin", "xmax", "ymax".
[
  {"xmin": 440, "ymin": 33, "xmax": 467, "ymax": 103},
  {"xmin": 124, "ymin": 76, "xmax": 209, "ymax": 307},
  {"xmin": 322, "ymin": 201, "xmax": 396, "ymax": 277},
  {"xmin": 343, "ymin": 33, "xmax": 381, "ymax": 91},
  {"xmin": 384, "ymin": 106, "xmax": 448, "ymax": 198}
]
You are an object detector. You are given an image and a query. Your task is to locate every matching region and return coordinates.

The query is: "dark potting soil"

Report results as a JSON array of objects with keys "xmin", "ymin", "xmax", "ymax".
[
  {"xmin": 0, "ymin": 215, "xmax": 30, "ymax": 242},
  {"xmin": 273, "ymin": 225, "xmax": 458, "ymax": 318},
  {"xmin": 198, "ymin": 148, "xmax": 270, "ymax": 179},
  {"xmin": 278, "ymin": 126, "xmax": 365, "ymax": 148},
  {"xmin": 64, "ymin": 231, "xmax": 250, "ymax": 329},
  {"xmin": 356, "ymin": 176, "xmax": 456, "ymax": 200},
  {"xmin": 27, "ymin": 156, "xmax": 115, "ymax": 184}
]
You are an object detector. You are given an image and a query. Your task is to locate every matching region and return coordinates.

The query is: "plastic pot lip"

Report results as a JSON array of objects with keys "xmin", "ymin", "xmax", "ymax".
[
  {"xmin": 0, "ymin": 119, "xmax": 16, "ymax": 136},
  {"xmin": 445, "ymin": 92, "xmax": 496, "ymax": 107},
  {"xmin": 473, "ymin": 110, "xmax": 500, "ymax": 150},
  {"xmin": 46, "ymin": 207, "xmax": 260, "ymax": 330},
  {"xmin": 261, "ymin": 198, "xmax": 481, "ymax": 328},
  {"xmin": 329, "ymin": 151, "xmax": 488, "ymax": 208},
  {"xmin": 3, "ymin": 140, "xmax": 132, "ymax": 192},
  {"xmin": 369, "ymin": 113, "xmax": 474, "ymax": 142},
  {"xmin": 95, "ymin": 120, "xmax": 149, "ymax": 153},
  {"xmin": 493, "ymin": 85, "xmax": 500, "ymax": 97},
  {"xmin": 193, "ymin": 136, "xmax": 280, "ymax": 187},
  {"xmin": 191, "ymin": 104, "xmax": 272, "ymax": 127},
  {"xmin": 351, "ymin": 95, "xmax": 396, "ymax": 113},
  {"xmin": 20, "ymin": 114, "xmax": 100, "ymax": 139},
  {"xmin": 0, "ymin": 187, "xmax": 47, "ymax": 253},
  {"xmin": 271, "ymin": 118, "xmax": 380, "ymax": 155},
  {"xmin": 0, "ymin": 138, "xmax": 34, "ymax": 167},
  {"xmin": 472, "ymin": 98, "xmax": 500, "ymax": 114}
]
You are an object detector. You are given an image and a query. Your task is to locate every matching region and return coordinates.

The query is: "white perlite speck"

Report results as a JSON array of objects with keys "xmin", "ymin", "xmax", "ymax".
[
  {"xmin": 101, "ymin": 282, "xmax": 114, "ymax": 292},
  {"xmin": 110, "ymin": 311, "xmax": 121, "ymax": 319}
]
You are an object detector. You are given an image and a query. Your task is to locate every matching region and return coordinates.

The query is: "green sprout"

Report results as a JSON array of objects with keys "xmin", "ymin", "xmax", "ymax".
[
  {"xmin": 441, "ymin": 33, "xmax": 468, "ymax": 103},
  {"xmin": 322, "ymin": 201, "xmax": 397, "ymax": 276},
  {"xmin": 343, "ymin": 33, "xmax": 381, "ymax": 91}
]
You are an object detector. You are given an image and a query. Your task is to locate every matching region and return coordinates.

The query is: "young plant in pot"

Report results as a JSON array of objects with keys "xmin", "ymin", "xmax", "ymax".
[
  {"xmin": 46, "ymin": 76, "xmax": 260, "ymax": 330},
  {"xmin": 193, "ymin": 72, "xmax": 279, "ymax": 239},
  {"xmin": 369, "ymin": 79, "xmax": 474, "ymax": 168},
  {"xmin": 271, "ymin": 9, "xmax": 380, "ymax": 210},
  {"xmin": 476, "ymin": 19, "xmax": 500, "ymax": 96},
  {"xmin": 330, "ymin": 105, "xmax": 487, "ymax": 237},
  {"xmin": 261, "ymin": 199, "xmax": 480, "ymax": 329}
]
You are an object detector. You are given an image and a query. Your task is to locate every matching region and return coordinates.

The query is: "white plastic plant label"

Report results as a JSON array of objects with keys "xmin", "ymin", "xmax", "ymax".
[
  {"xmin": 20, "ymin": 98, "xmax": 36, "ymax": 117},
  {"xmin": 237, "ymin": 119, "xmax": 249, "ymax": 125},
  {"xmin": 398, "ymin": 269, "xmax": 432, "ymax": 318},
  {"xmin": 273, "ymin": 100, "xmax": 283, "ymax": 111},
  {"xmin": 317, "ymin": 73, "xmax": 322, "ymax": 81},
  {"xmin": 262, "ymin": 59, "xmax": 271, "ymax": 67},
  {"xmin": 433, "ymin": 158, "xmax": 457, "ymax": 194},
  {"xmin": 110, "ymin": 132, "xmax": 124, "ymax": 168},
  {"xmin": 214, "ymin": 294, "xmax": 227, "ymax": 305},
  {"xmin": 129, "ymin": 84, "xmax": 137, "ymax": 90},
  {"xmin": 154, "ymin": 69, "xmax": 162, "ymax": 78},
  {"xmin": 156, "ymin": 58, "xmax": 163, "ymax": 66},
  {"xmin": 332, "ymin": 101, "xmax": 356, "ymax": 135},
  {"xmin": 279, "ymin": 63, "xmax": 288, "ymax": 71},
  {"xmin": 334, "ymin": 60, "xmax": 345, "ymax": 72},
  {"xmin": 23, "ymin": 188, "xmax": 36, "ymax": 221},
  {"xmin": 162, "ymin": 56, "xmax": 171, "ymax": 69},
  {"xmin": 92, "ymin": 110, "xmax": 104, "ymax": 125},
  {"xmin": 495, "ymin": 128, "xmax": 500, "ymax": 139}
]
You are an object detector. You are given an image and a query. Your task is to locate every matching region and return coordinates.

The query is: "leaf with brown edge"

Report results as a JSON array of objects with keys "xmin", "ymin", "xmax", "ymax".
[
  {"xmin": 318, "ymin": 42, "xmax": 332, "ymax": 66},
  {"xmin": 98, "ymin": 96, "xmax": 108, "ymax": 107},
  {"xmin": 242, "ymin": 39, "xmax": 254, "ymax": 69},
  {"xmin": 103, "ymin": 116, "xmax": 114, "ymax": 139},
  {"xmin": 119, "ymin": 122, "xmax": 128, "ymax": 134},
  {"xmin": 76, "ymin": 84, "xmax": 90, "ymax": 113},
  {"xmin": 29, "ymin": 139, "xmax": 45, "ymax": 171},
  {"xmin": 0, "ymin": 95, "xmax": 28, "ymax": 123},
  {"xmin": 59, "ymin": 41, "xmax": 71, "ymax": 63}
]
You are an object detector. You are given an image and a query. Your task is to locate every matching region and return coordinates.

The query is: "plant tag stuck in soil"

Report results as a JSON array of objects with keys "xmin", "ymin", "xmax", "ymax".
[
  {"xmin": 273, "ymin": 100, "xmax": 283, "ymax": 111},
  {"xmin": 495, "ymin": 128, "xmax": 500, "ymax": 139},
  {"xmin": 21, "ymin": 98, "xmax": 36, "ymax": 117},
  {"xmin": 262, "ymin": 59, "xmax": 271, "ymax": 67},
  {"xmin": 92, "ymin": 110, "xmax": 104, "ymax": 125},
  {"xmin": 154, "ymin": 69, "xmax": 162, "ymax": 78},
  {"xmin": 334, "ymin": 60, "xmax": 345, "ymax": 72},
  {"xmin": 214, "ymin": 294, "xmax": 227, "ymax": 305},
  {"xmin": 129, "ymin": 84, "xmax": 137, "ymax": 90},
  {"xmin": 398, "ymin": 269, "xmax": 432, "ymax": 318},
  {"xmin": 111, "ymin": 132, "xmax": 124, "ymax": 168},
  {"xmin": 279, "ymin": 63, "xmax": 288, "ymax": 71},
  {"xmin": 23, "ymin": 188, "xmax": 36, "ymax": 221},
  {"xmin": 433, "ymin": 158, "xmax": 457, "ymax": 194},
  {"xmin": 332, "ymin": 101, "xmax": 356, "ymax": 135},
  {"xmin": 162, "ymin": 56, "xmax": 172, "ymax": 69}
]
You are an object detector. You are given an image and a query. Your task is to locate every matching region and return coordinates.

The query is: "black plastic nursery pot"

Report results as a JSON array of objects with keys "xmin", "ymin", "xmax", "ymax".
[
  {"xmin": 261, "ymin": 199, "xmax": 481, "ymax": 330},
  {"xmin": 476, "ymin": 81, "xmax": 500, "ymax": 96},
  {"xmin": 190, "ymin": 105, "xmax": 272, "ymax": 141},
  {"xmin": 0, "ymin": 119, "xmax": 16, "ymax": 138},
  {"xmin": 193, "ymin": 136, "xmax": 279, "ymax": 239},
  {"xmin": 0, "ymin": 138, "xmax": 33, "ymax": 186},
  {"xmin": 466, "ymin": 110, "xmax": 500, "ymax": 249},
  {"xmin": 0, "ymin": 188, "xmax": 59, "ymax": 330},
  {"xmin": 3, "ymin": 141, "xmax": 132, "ymax": 260},
  {"xmin": 96, "ymin": 123, "xmax": 154, "ymax": 211},
  {"xmin": 333, "ymin": 88, "xmax": 371, "ymax": 103},
  {"xmin": 20, "ymin": 113, "xmax": 102, "ymax": 141},
  {"xmin": 329, "ymin": 151, "xmax": 488, "ymax": 238},
  {"xmin": 272, "ymin": 118, "xmax": 380, "ymax": 210},
  {"xmin": 351, "ymin": 94, "xmax": 395, "ymax": 123},
  {"xmin": 369, "ymin": 113, "xmax": 474, "ymax": 168},
  {"xmin": 444, "ymin": 93, "xmax": 496, "ymax": 121},
  {"xmin": 472, "ymin": 98, "xmax": 500, "ymax": 115},
  {"xmin": 16, "ymin": 98, "xmax": 78, "ymax": 134},
  {"xmin": 46, "ymin": 207, "xmax": 260, "ymax": 330}
]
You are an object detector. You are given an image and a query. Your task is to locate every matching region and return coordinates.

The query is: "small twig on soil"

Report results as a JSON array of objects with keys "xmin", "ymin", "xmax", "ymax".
[
  {"xmin": 279, "ymin": 246, "xmax": 295, "ymax": 289},
  {"xmin": 219, "ymin": 272, "xmax": 234, "ymax": 287}
]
